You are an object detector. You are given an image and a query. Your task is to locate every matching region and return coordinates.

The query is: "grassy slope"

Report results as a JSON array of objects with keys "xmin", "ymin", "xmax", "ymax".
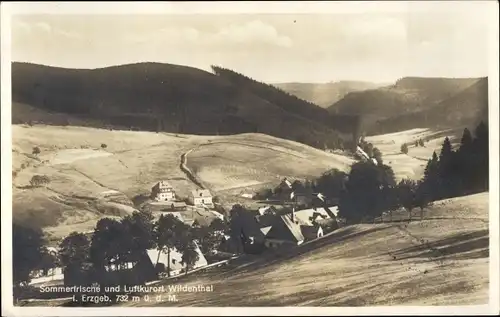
[
  {"xmin": 113, "ymin": 192, "xmax": 488, "ymax": 307},
  {"xmin": 186, "ymin": 133, "xmax": 354, "ymax": 208},
  {"xmin": 365, "ymin": 128, "xmax": 463, "ymax": 181},
  {"xmin": 12, "ymin": 125, "xmax": 353, "ymax": 243},
  {"xmin": 274, "ymin": 81, "xmax": 387, "ymax": 108}
]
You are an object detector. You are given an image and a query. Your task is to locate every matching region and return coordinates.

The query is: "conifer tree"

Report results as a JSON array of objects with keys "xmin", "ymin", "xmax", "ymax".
[{"xmin": 472, "ymin": 121, "xmax": 489, "ymax": 191}]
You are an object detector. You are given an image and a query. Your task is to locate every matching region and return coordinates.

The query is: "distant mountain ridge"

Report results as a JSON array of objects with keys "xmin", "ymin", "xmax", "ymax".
[
  {"xmin": 273, "ymin": 81, "xmax": 387, "ymax": 108},
  {"xmin": 326, "ymin": 76, "xmax": 486, "ymax": 135},
  {"xmin": 369, "ymin": 77, "xmax": 488, "ymax": 134},
  {"xmin": 11, "ymin": 62, "xmax": 360, "ymax": 150}
]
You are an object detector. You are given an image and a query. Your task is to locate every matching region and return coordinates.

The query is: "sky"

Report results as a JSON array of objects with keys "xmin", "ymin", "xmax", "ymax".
[{"xmin": 10, "ymin": 6, "xmax": 492, "ymax": 83}]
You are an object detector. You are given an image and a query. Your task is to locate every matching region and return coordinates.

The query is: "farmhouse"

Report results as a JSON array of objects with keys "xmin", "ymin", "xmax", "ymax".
[
  {"xmin": 64, "ymin": 243, "xmax": 208, "ymax": 287},
  {"xmin": 294, "ymin": 206, "xmax": 340, "ymax": 233},
  {"xmin": 294, "ymin": 206, "xmax": 338, "ymax": 223},
  {"xmin": 30, "ymin": 267, "xmax": 64, "ymax": 285},
  {"xmin": 63, "ymin": 253, "xmax": 156, "ymax": 287},
  {"xmin": 151, "ymin": 181, "xmax": 176, "ymax": 202},
  {"xmin": 29, "ymin": 246, "xmax": 64, "ymax": 285},
  {"xmin": 264, "ymin": 214, "xmax": 305, "ymax": 248},
  {"xmin": 189, "ymin": 189, "xmax": 214, "ymax": 208},
  {"xmin": 262, "ymin": 206, "xmax": 340, "ymax": 249},
  {"xmin": 221, "ymin": 204, "xmax": 338, "ymax": 254},
  {"xmin": 147, "ymin": 243, "xmax": 208, "ymax": 276}
]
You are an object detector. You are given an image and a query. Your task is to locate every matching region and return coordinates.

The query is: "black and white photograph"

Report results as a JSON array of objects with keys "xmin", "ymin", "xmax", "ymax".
[{"xmin": 1, "ymin": 1, "xmax": 499, "ymax": 315}]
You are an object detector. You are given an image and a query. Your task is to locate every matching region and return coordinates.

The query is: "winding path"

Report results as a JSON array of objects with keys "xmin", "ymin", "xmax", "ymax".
[
  {"xmin": 178, "ymin": 139, "xmax": 338, "ymax": 192},
  {"xmin": 180, "ymin": 148, "xmax": 205, "ymax": 190}
]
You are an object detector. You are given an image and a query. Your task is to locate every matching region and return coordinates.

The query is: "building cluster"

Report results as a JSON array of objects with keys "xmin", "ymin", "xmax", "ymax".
[
  {"xmin": 150, "ymin": 181, "xmax": 215, "ymax": 209},
  {"xmin": 29, "ymin": 178, "xmax": 343, "ymax": 289},
  {"xmin": 220, "ymin": 204, "xmax": 339, "ymax": 254}
]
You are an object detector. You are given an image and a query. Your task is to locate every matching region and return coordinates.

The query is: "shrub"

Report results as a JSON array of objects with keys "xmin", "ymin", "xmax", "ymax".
[
  {"xmin": 101, "ymin": 143, "xmax": 107, "ymax": 149},
  {"xmin": 30, "ymin": 175, "xmax": 50, "ymax": 187},
  {"xmin": 401, "ymin": 143, "xmax": 409, "ymax": 154},
  {"xmin": 32, "ymin": 147, "xmax": 41, "ymax": 155}
]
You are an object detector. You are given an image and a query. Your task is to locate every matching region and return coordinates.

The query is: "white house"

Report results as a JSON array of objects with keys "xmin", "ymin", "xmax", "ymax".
[
  {"xmin": 146, "ymin": 242, "xmax": 208, "ymax": 276},
  {"xmin": 151, "ymin": 181, "xmax": 176, "ymax": 202},
  {"xmin": 29, "ymin": 247, "xmax": 64, "ymax": 285},
  {"xmin": 189, "ymin": 189, "xmax": 213, "ymax": 207}
]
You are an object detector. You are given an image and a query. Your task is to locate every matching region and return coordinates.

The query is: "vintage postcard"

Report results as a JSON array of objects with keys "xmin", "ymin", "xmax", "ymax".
[{"xmin": 1, "ymin": 1, "xmax": 499, "ymax": 316}]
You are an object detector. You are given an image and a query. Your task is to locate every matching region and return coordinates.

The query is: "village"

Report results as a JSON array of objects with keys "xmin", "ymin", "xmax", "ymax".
[{"xmin": 27, "ymin": 177, "xmax": 342, "ymax": 291}]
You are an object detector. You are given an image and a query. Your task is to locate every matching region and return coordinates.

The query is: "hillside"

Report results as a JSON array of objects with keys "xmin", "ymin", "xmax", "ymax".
[
  {"xmin": 99, "ymin": 192, "xmax": 487, "ymax": 306},
  {"xmin": 364, "ymin": 128, "xmax": 463, "ymax": 181},
  {"xmin": 210, "ymin": 66, "xmax": 363, "ymax": 138},
  {"xmin": 327, "ymin": 77, "xmax": 485, "ymax": 134},
  {"xmin": 12, "ymin": 124, "xmax": 354, "ymax": 244},
  {"xmin": 369, "ymin": 78, "xmax": 489, "ymax": 135},
  {"xmin": 274, "ymin": 81, "xmax": 386, "ymax": 108},
  {"xmin": 12, "ymin": 62, "xmax": 354, "ymax": 150}
]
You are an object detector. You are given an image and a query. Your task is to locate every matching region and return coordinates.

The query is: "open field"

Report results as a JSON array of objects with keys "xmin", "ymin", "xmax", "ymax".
[
  {"xmin": 12, "ymin": 124, "xmax": 353, "ymax": 243},
  {"xmin": 186, "ymin": 134, "xmax": 354, "ymax": 192},
  {"xmin": 108, "ymin": 192, "xmax": 487, "ymax": 307},
  {"xmin": 365, "ymin": 128, "xmax": 463, "ymax": 181}
]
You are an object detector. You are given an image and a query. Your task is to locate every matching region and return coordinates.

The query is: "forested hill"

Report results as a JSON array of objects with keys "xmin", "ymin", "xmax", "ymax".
[
  {"xmin": 211, "ymin": 66, "xmax": 363, "ymax": 138},
  {"xmin": 327, "ymin": 76, "xmax": 486, "ymax": 135},
  {"xmin": 367, "ymin": 78, "xmax": 488, "ymax": 135},
  {"xmin": 12, "ymin": 62, "xmax": 357, "ymax": 151}
]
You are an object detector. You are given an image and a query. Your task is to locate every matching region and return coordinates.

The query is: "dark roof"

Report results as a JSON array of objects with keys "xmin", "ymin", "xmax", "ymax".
[
  {"xmin": 235, "ymin": 210, "xmax": 266, "ymax": 240},
  {"xmin": 300, "ymin": 225, "xmax": 320, "ymax": 240},
  {"xmin": 255, "ymin": 214, "xmax": 276, "ymax": 228},
  {"xmin": 265, "ymin": 215, "xmax": 305, "ymax": 243},
  {"xmin": 192, "ymin": 210, "xmax": 217, "ymax": 227}
]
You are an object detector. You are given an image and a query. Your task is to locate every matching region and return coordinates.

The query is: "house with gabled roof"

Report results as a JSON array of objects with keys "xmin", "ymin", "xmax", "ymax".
[
  {"xmin": 261, "ymin": 205, "xmax": 340, "ymax": 249},
  {"xmin": 264, "ymin": 214, "xmax": 305, "ymax": 249},
  {"xmin": 151, "ymin": 181, "xmax": 176, "ymax": 202},
  {"xmin": 293, "ymin": 206, "xmax": 338, "ymax": 225},
  {"xmin": 189, "ymin": 189, "xmax": 214, "ymax": 208},
  {"xmin": 146, "ymin": 242, "xmax": 208, "ymax": 277}
]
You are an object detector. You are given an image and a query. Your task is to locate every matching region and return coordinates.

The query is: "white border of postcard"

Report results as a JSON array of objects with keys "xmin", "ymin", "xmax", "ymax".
[{"xmin": 1, "ymin": 1, "xmax": 499, "ymax": 316}]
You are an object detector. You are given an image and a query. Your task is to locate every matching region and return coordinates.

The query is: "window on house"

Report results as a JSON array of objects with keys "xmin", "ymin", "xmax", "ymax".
[{"xmin": 172, "ymin": 259, "xmax": 176, "ymax": 264}]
